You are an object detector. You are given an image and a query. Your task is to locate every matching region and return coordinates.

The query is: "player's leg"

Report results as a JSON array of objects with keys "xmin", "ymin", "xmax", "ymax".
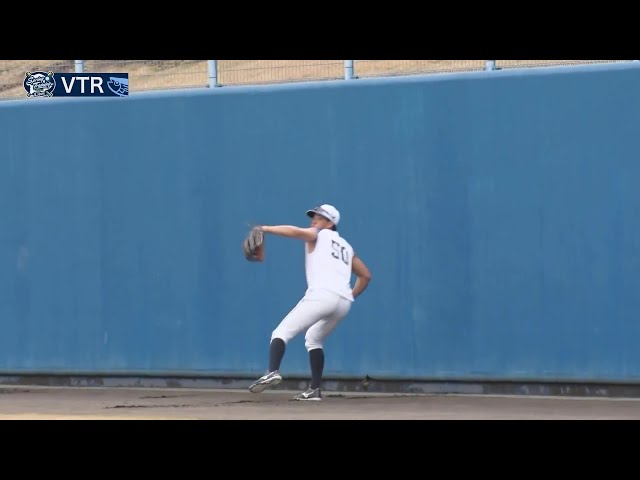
[
  {"xmin": 249, "ymin": 295, "xmax": 336, "ymax": 393},
  {"xmin": 269, "ymin": 294, "xmax": 338, "ymax": 370},
  {"xmin": 294, "ymin": 296, "xmax": 352, "ymax": 401}
]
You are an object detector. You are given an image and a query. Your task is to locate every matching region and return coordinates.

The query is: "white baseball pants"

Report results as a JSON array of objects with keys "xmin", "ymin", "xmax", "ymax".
[{"xmin": 271, "ymin": 289, "xmax": 352, "ymax": 351}]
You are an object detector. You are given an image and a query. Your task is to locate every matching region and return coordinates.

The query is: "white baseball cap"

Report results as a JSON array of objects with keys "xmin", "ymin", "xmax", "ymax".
[{"xmin": 306, "ymin": 204, "xmax": 340, "ymax": 225}]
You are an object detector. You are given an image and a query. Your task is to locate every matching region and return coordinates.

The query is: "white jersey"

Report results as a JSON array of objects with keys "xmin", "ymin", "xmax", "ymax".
[{"xmin": 304, "ymin": 229, "xmax": 355, "ymax": 301}]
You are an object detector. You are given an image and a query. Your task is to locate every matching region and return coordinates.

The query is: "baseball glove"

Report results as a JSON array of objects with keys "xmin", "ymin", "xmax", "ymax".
[{"xmin": 243, "ymin": 226, "xmax": 265, "ymax": 262}]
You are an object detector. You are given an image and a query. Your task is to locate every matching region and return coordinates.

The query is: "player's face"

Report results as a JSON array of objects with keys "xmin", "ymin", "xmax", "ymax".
[{"xmin": 310, "ymin": 213, "xmax": 333, "ymax": 230}]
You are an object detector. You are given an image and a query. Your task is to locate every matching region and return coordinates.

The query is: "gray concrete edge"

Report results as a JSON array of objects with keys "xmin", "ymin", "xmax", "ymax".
[{"xmin": 2, "ymin": 374, "xmax": 640, "ymax": 398}]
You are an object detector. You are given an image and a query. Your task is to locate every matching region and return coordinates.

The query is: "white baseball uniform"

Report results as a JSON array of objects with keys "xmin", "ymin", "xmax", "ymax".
[{"xmin": 271, "ymin": 228, "xmax": 354, "ymax": 351}]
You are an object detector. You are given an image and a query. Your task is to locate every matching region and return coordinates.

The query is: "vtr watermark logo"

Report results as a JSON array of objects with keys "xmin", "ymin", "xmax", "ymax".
[
  {"xmin": 24, "ymin": 72, "xmax": 129, "ymax": 98},
  {"xmin": 24, "ymin": 71, "xmax": 55, "ymax": 97}
]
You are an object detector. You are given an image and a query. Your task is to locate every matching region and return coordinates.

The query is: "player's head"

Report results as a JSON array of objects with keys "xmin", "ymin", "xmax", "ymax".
[{"xmin": 306, "ymin": 204, "xmax": 340, "ymax": 231}]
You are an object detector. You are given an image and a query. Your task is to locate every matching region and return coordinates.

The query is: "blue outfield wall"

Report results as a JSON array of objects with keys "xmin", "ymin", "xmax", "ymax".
[{"xmin": 1, "ymin": 62, "xmax": 640, "ymax": 383}]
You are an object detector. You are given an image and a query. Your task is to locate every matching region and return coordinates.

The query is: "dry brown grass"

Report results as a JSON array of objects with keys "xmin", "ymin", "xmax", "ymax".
[{"xmin": 0, "ymin": 60, "xmax": 627, "ymax": 101}]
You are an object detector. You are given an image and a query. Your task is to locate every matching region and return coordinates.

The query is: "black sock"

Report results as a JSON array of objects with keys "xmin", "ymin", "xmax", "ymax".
[
  {"xmin": 309, "ymin": 348, "xmax": 324, "ymax": 389},
  {"xmin": 269, "ymin": 338, "xmax": 286, "ymax": 373}
]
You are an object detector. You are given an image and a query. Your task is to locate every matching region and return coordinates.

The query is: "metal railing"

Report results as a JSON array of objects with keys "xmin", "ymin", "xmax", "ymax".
[{"xmin": 0, "ymin": 60, "xmax": 636, "ymax": 101}]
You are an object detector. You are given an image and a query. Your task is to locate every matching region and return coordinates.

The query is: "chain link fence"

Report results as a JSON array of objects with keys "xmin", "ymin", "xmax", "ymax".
[
  {"xmin": 494, "ymin": 60, "xmax": 625, "ymax": 70},
  {"xmin": 83, "ymin": 60, "xmax": 209, "ymax": 90},
  {"xmin": 0, "ymin": 60, "xmax": 636, "ymax": 101},
  {"xmin": 354, "ymin": 60, "xmax": 487, "ymax": 77},
  {"xmin": 218, "ymin": 60, "xmax": 344, "ymax": 85}
]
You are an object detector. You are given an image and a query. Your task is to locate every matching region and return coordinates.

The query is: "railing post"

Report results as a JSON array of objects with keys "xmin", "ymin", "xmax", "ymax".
[
  {"xmin": 74, "ymin": 60, "xmax": 84, "ymax": 73},
  {"xmin": 208, "ymin": 60, "xmax": 219, "ymax": 87},
  {"xmin": 344, "ymin": 60, "xmax": 354, "ymax": 80},
  {"xmin": 485, "ymin": 60, "xmax": 496, "ymax": 71}
]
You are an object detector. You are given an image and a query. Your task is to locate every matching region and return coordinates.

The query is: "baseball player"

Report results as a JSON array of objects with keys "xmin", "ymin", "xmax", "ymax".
[{"xmin": 248, "ymin": 204, "xmax": 372, "ymax": 401}]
